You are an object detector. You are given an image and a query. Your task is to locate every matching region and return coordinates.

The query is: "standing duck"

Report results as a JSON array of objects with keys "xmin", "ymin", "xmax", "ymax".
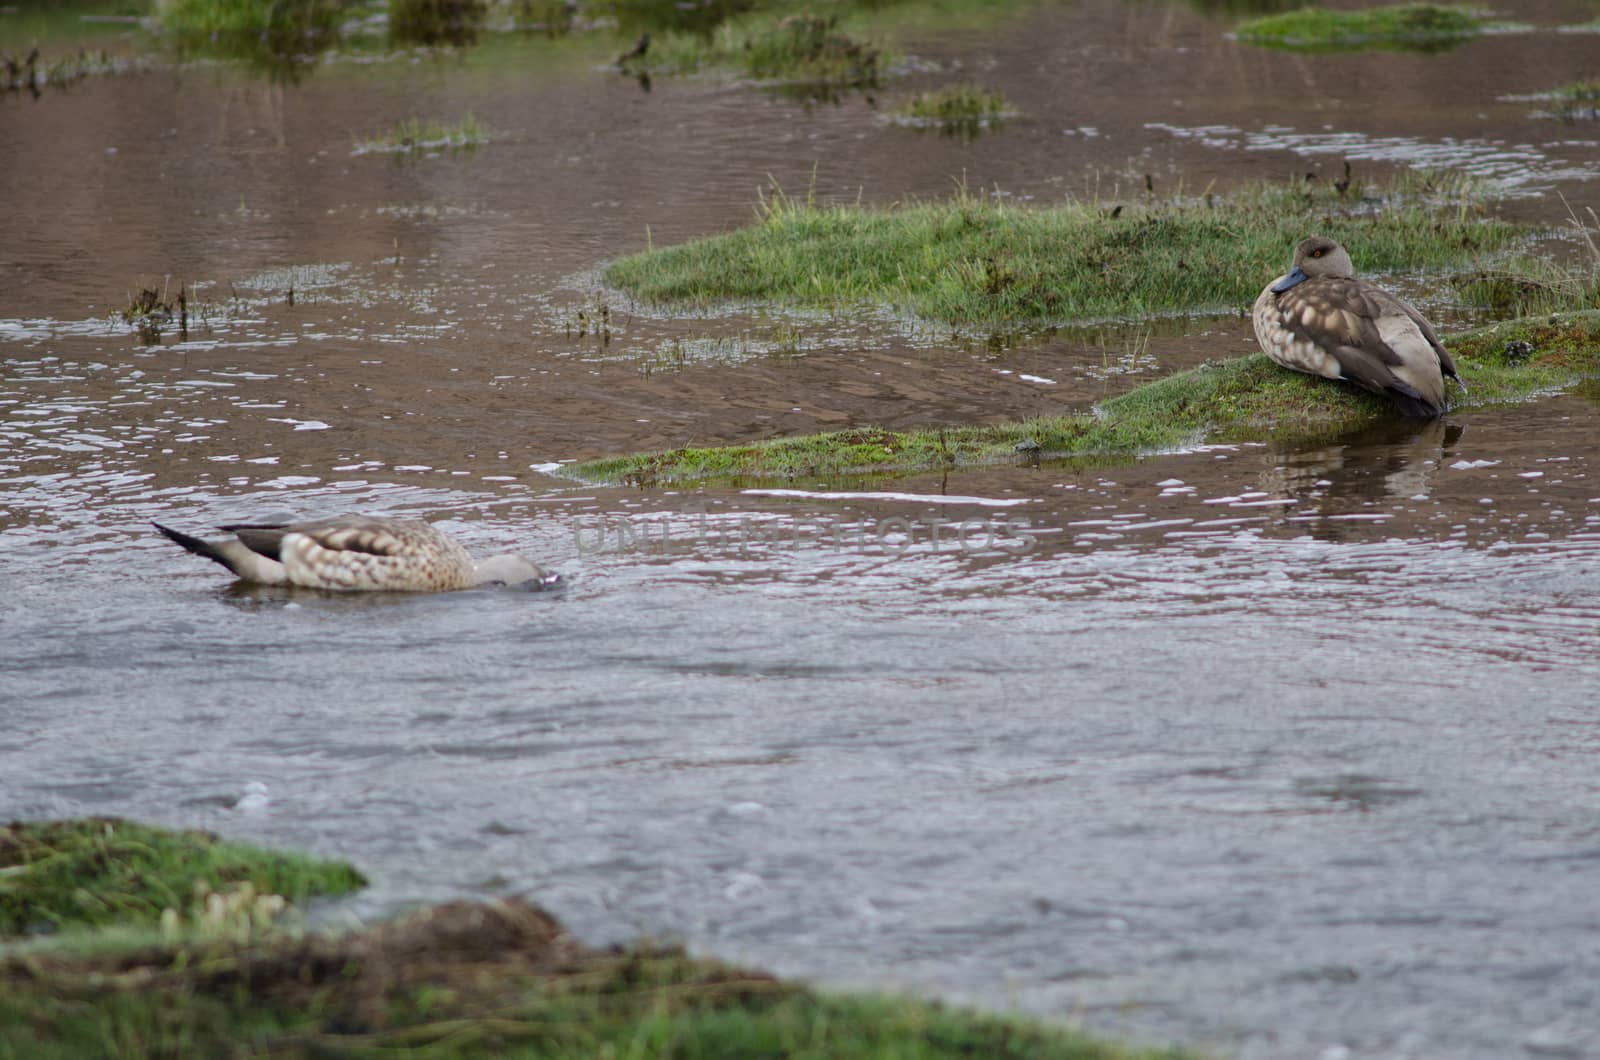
[
  {"xmin": 153, "ymin": 516, "xmax": 553, "ymax": 592},
  {"xmin": 1252, "ymin": 236, "xmax": 1462, "ymax": 418}
]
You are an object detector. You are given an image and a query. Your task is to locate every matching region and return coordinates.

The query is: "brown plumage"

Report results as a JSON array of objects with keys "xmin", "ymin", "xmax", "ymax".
[
  {"xmin": 1252, "ymin": 236, "xmax": 1462, "ymax": 418},
  {"xmin": 154, "ymin": 515, "xmax": 552, "ymax": 592}
]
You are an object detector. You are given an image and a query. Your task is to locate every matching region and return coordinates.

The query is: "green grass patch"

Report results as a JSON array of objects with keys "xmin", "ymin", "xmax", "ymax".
[
  {"xmin": 1233, "ymin": 3, "xmax": 1482, "ymax": 51},
  {"xmin": 1545, "ymin": 79, "xmax": 1600, "ymax": 122},
  {"xmin": 571, "ymin": 313, "xmax": 1600, "ymax": 486},
  {"xmin": 891, "ymin": 82, "xmax": 1013, "ymax": 135},
  {"xmin": 1453, "ymin": 258, "xmax": 1600, "ymax": 316},
  {"xmin": 391, "ymin": 0, "xmax": 488, "ymax": 46},
  {"xmin": 0, "ymin": 820, "xmax": 1189, "ymax": 1060},
  {"xmin": 154, "ymin": 0, "xmax": 345, "ymax": 40},
  {"xmin": 1453, "ymin": 207, "xmax": 1600, "ymax": 315},
  {"xmin": 354, "ymin": 113, "xmax": 491, "ymax": 155},
  {"xmin": 154, "ymin": 0, "xmax": 348, "ymax": 77},
  {"xmin": 0, "ymin": 818, "xmax": 365, "ymax": 938},
  {"xmin": 630, "ymin": 11, "xmax": 886, "ymax": 86},
  {"xmin": 0, "ymin": 912, "xmax": 1193, "ymax": 1059},
  {"xmin": 607, "ymin": 173, "xmax": 1520, "ymax": 331}
]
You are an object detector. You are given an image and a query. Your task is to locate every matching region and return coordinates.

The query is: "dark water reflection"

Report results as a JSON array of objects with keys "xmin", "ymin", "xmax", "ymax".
[{"xmin": 5, "ymin": 2, "xmax": 1600, "ymax": 1058}]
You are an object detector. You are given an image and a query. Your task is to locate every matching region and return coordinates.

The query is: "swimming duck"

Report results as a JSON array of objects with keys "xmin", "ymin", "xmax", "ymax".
[
  {"xmin": 153, "ymin": 516, "xmax": 552, "ymax": 592},
  {"xmin": 1252, "ymin": 236, "xmax": 1462, "ymax": 418}
]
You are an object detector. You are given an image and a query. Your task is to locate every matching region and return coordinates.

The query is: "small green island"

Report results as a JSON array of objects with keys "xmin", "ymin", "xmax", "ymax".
[
  {"xmin": 586, "ymin": 173, "xmax": 1600, "ymax": 485},
  {"xmin": 572, "ymin": 314, "xmax": 1600, "ymax": 485},
  {"xmin": 604, "ymin": 174, "xmax": 1522, "ymax": 329},
  {"xmin": 1233, "ymin": 3, "xmax": 1483, "ymax": 51},
  {"xmin": 890, "ymin": 83, "xmax": 1014, "ymax": 136},
  {"xmin": 0, "ymin": 819, "xmax": 1192, "ymax": 1058}
]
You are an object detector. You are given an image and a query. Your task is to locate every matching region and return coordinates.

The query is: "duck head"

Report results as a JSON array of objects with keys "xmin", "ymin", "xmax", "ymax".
[{"xmin": 1270, "ymin": 235, "xmax": 1356, "ymax": 293}]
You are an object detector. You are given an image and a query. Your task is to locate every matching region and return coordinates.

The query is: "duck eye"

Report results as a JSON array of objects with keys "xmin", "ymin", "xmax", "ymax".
[{"xmin": 1311, "ymin": 249, "xmax": 1324, "ymax": 258}]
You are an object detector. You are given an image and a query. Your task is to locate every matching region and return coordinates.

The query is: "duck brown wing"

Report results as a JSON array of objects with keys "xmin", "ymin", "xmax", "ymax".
[
  {"xmin": 295, "ymin": 518, "xmax": 413, "ymax": 558},
  {"xmin": 1275, "ymin": 278, "xmax": 1388, "ymax": 354},
  {"xmin": 1386, "ymin": 291, "xmax": 1460, "ymax": 381},
  {"xmin": 1281, "ymin": 279, "xmax": 1446, "ymax": 416},
  {"xmin": 219, "ymin": 516, "xmax": 412, "ymax": 559}
]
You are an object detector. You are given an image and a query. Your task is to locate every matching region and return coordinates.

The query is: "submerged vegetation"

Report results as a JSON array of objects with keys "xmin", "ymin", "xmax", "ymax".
[
  {"xmin": 1233, "ymin": 3, "xmax": 1482, "ymax": 51},
  {"xmin": 608, "ymin": 173, "xmax": 1520, "ymax": 330},
  {"xmin": 572, "ymin": 313, "xmax": 1600, "ymax": 485},
  {"xmin": 1, "ymin": 46, "xmax": 130, "ymax": 98},
  {"xmin": 154, "ymin": 0, "xmax": 345, "ymax": 38},
  {"xmin": 1543, "ymin": 79, "xmax": 1600, "ymax": 122},
  {"xmin": 0, "ymin": 819, "xmax": 1187, "ymax": 1060},
  {"xmin": 120, "ymin": 281, "xmax": 190, "ymax": 345},
  {"xmin": 891, "ymin": 83, "xmax": 1013, "ymax": 137},
  {"xmin": 354, "ymin": 113, "xmax": 491, "ymax": 155},
  {"xmin": 390, "ymin": 0, "xmax": 489, "ymax": 46},
  {"xmin": 154, "ymin": 0, "xmax": 347, "ymax": 77},
  {"xmin": 630, "ymin": 11, "xmax": 886, "ymax": 86}
]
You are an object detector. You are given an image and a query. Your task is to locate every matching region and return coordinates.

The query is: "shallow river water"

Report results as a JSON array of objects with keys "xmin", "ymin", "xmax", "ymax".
[{"xmin": 4, "ymin": 2, "xmax": 1600, "ymax": 1057}]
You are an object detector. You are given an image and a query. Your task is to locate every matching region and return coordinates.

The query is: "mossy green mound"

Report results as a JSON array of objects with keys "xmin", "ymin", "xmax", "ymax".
[
  {"xmin": 607, "ymin": 176, "xmax": 1520, "ymax": 330},
  {"xmin": 0, "ymin": 904, "xmax": 1189, "ymax": 1058},
  {"xmin": 0, "ymin": 818, "xmax": 365, "ymax": 937},
  {"xmin": 635, "ymin": 11, "xmax": 885, "ymax": 86},
  {"xmin": 0, "ymin": 821, "xmax": 1189, "ymax": 1060},
  {"xmin": 572, "ymin": 313, "xmax": 1600, "ymax": 486},
  {"xmin": 1234, "ymin": 4, "xmax": 1481, "ymax": 51}
]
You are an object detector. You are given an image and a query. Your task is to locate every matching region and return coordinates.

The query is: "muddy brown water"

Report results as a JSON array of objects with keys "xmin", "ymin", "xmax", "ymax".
[{"xmin": 4, "ymin": 3, "xmax": 1600, "ymax": 1057}]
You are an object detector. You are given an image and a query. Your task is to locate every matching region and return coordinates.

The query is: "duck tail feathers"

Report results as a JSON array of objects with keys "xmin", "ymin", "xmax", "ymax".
[
  {"xmin": 1385, "ymin": 386, "xmax": 1443, "ymax": 419},
  {"xmin": 153, "ymin": 521, "xmax": 290, "ymax": 583},
  {"xmin": 153, "ymin": 521, "xmax": 241, "ymax": 574}
]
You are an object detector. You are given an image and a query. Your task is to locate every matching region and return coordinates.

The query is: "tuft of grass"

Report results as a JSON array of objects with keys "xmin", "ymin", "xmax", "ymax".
[
  {"xmin": 892, "ymin": 82, "xmax": 1012, "ymax": 136},
  {"xmin": 1452, "ymin": 259, "xmax": 1600, "ymax": 317},
  {"xmin": 155, "ymin": 0, "xmax": 342, "ymax": 36},
  {"xmin": 1545, "ymin": 79, "xmax": 1600, "ymax": 122},
  {"xmin": 390, "ymin": 0, "xmax": 488, "ymax": 46},
  {"xmin": 606, "ymin": 173, "xmax": 1521, "ymax": 331},
  {"xmin": 0, "ymin": 818, "xmax": 366, "ymax": 938},
  {"xmin": 1234, "ymin": 3, "xmax": 1482, "ymax": 50},
  {"xmin": 354, "ymin": 113, "xmax": 491, "ymax": 155},
  {"xmin": 120, "ymin": 281, "xmax": 189, "ymax": 344},
  {"xmin": 570, "ymin": 312, "xmax": 1600, "ymax": 486},
  {"xmin": 154, "ymin": 0, "xmax": 345, "ymax": 42},
  {"xmin": 634, "ymin": 11, "xmax": 886, "ymax": 86},
  {"xmin": 1453, "ymin": 202, "xmax": 1600, "ymax": 315},
  {"xmin": 155, "ymin": 0, "xmax": 346, "ymax": 78}
]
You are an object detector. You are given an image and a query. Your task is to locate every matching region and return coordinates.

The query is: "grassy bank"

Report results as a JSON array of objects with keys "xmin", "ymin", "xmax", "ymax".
[
  {"xmin": 1233, "ymin": 4, "xmax": 1482, "ymax": 50},
  {"xmin": 571, "ymin": 313, "xmax": 1600, "ymax": 486},
  {"xmin": 606, "ymin": 175, "xmax": 1521, "ymax": 330},
  {"xmin": 0, "ymin": 820, "xmax": 1189, "ymax": 1059},
  {"xmin": 0, "ymin": 818, "xmax": 364, "ymax": 937}
]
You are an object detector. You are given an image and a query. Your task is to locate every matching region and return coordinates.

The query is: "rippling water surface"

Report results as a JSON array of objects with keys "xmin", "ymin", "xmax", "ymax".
[{"xmin": 4, "ymin": 2, "xmax": 1600, "ymax": 1057}]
